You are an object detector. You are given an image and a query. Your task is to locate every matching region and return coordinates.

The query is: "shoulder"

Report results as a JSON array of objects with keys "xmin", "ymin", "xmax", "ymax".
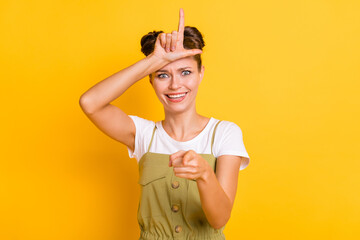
[
  {"xmin": 127, "ymin": 116, "xmax": 157, "ymax": 160},
  {"xmin": 212, "ymin": 119, "xmax": 248, "ymax": 155},
  {"xmin": 211, "ymin": 118, "xmax": 250, "ymax": 170},
  {"xmin": 216, "ymin": 120, "xmax": 243, "ymax": 137},
  {"xmin": 129, "ymin": 115, "xmax": 155, "ymax": 131}
]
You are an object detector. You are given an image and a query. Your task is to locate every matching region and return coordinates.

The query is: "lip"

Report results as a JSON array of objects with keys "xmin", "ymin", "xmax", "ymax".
[
  {"xmin": 165, "ymin": 91, "xmax": 188, "ymax": 95},
  {"xmin": 165, "ymin": 92, "xmax": 188, "ymax": 103}
]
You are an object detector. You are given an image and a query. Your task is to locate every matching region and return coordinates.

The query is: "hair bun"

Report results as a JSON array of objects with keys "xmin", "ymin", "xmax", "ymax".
[
  {"xmin": 140, "ymin": 30, "xmax": 164, "ymax": 56},
  {"xmin": 183, "ymin": 26, "xmax": 205, "ymax": 50},
  {"xmin": 140, "ymin": 26, "xmax": 205, "ymax": 56},
  {"xmin": 139, "ymin": 26, "xmax": 205, "ymax": 71}
]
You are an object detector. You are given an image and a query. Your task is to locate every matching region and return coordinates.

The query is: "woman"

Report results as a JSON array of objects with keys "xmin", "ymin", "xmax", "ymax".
[{"xmin": 79, "ymin": 8, "xmax": 250, "ymax": 240}]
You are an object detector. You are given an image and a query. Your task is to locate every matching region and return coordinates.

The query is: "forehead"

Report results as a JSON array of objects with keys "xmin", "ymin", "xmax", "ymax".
[{"xmin": 156, "ymin": 57, "xmax": 197, "ymax": 72}]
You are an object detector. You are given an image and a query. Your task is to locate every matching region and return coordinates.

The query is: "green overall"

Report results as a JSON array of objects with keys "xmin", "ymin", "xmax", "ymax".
[{"xmin": 137, "ymin": 120, "xmax": 226, "ymax": 240}]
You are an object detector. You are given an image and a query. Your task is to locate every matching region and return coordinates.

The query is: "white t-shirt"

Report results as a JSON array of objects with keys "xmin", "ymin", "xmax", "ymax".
[{"xmin": 127, "ymin": 115, "xmax": 250, "ymax": 170}]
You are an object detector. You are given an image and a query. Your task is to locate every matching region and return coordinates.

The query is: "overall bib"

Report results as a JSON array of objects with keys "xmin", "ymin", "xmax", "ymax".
[{"xmin": 137, "ymin": 120, "xmax": 226, "ymax": 240}]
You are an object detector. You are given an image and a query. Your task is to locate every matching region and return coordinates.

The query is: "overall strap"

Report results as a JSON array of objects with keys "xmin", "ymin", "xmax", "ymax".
[
  {"xmin": 147, "ymin": 124, "xmax": 157, "ymax": 152},
  {"xmin": 211, "ymin": 120, "xmax": 222, "ymax": 155}
]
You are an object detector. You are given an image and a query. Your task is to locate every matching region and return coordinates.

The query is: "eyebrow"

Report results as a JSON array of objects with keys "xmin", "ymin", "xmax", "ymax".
[{"xmin": 156, "ymin": 67, "xmax": 192, "ymax": 73}]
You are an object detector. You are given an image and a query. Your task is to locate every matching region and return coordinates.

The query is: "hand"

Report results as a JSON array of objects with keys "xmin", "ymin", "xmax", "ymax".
[
  {"xmin": 151, "ymin": 8, "xmax": 203, "ymax": 63},
  {"xmin": 169, "ymin": 150, "xmax": 211, "ymax": 182}
]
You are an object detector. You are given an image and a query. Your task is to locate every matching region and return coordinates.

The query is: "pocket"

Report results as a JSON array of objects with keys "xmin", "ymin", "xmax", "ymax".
[
  {"xmin": 137, "ymin": 155, "xmax": 171, "ymax": 218},
  {"xmin": 138, "ymin": 163, "xmax": 169, "ymax": 185},
  {"xmin": 138, "ymin": 166, "xmax": 169, "ymax": 219},
  {"xmin": 138, "ymin": 171, "xmax": 167, "ymax": 185}
]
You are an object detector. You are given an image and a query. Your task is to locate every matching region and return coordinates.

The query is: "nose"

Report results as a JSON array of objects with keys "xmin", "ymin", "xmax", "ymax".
[{"xmin": 169, "ymin": 75, "xmax": 181, "ymax": 90}]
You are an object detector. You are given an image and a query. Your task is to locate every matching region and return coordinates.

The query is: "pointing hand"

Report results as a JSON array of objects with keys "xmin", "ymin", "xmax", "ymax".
[{"xmin": 152, "ymin": 8, "xmax": 203, "ymax": 63}]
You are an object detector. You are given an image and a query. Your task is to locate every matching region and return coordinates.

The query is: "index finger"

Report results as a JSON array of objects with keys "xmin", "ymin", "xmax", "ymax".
[
  {"xmin": 170, "ymin": 150, "xmax": 186, "ymax": 162},
  {"xmin": 177, "ymin": 8, "xmax": 185, "ymax": 37}
]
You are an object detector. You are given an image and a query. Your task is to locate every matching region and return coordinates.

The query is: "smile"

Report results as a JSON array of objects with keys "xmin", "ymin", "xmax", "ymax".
[{"xmin": 165, "ymin": 92, "xmax": 188, "ymax": 102}]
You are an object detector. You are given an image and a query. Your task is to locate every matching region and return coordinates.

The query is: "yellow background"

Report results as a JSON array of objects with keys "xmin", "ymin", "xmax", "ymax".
[{"xmin": 1, "ymin": 0, "xmax": 359, "ymax": 239}]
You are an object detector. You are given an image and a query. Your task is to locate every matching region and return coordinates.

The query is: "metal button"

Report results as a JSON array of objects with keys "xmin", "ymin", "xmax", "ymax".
[
  {"xmin": 171, "ymin": 181, "xmax": 180, "ymax": 189},
  {"xmin": 171, "ymin": 204, "xmax": 180, "ymax": 212},
  {"xmin": 175, "ymin": 225, "xmax": 182, "ymax": 233}
]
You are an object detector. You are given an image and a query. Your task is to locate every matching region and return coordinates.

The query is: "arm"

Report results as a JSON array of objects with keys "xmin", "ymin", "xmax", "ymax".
[
  {"xmin": 79, "ymin": 54, "xmax": 168, "ymax": 114},
  {"xmin": 169, "ymin": 151, "xmax": 243, "ymax": 229},
  {"xmin": 79, "ymin": 53, "xmax": 168, "ymax": 150},
  {"xmin": 197, "ymin": 155, "xmax": 242, "ymax": 229},
  {"xmin": 79, "ymin": 8, "xmax": 201, "ymax": 150}
]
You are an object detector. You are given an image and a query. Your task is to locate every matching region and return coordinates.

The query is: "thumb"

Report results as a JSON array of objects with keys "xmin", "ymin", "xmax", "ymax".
[
  {"xmin": 169, "ymin": 150, "xmax": 186, "ymax": 167},
  {"xmin": 181, "ymin": 49, "xmax": 203, "ymax": 58}
]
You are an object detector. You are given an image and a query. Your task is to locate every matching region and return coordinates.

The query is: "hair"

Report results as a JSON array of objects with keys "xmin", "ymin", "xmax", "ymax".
[{"xmin": 140, "ymin": 26, "xmax": 205, "ymax": 77}]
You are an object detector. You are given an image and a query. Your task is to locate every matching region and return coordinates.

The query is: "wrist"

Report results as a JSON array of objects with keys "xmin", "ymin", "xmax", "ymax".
[
  {"xmin": 197, "ymin": 164, "xmax": 213, "ymax": 184},
  {"xmin": 146, "ymin": 52, "xmax": 170, "ymax": 67},
  {"xmin": 137, "ymin": 53, "xmax": 169, "ymax": 80}
]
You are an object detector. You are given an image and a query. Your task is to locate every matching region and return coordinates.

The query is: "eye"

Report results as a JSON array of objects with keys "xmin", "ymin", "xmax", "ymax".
[
  {"xmin": 157, "ymin": 73, "xmax": 168, "ymax": 78},
  {"xmin": 182, "ymin": 70, "xmax": 191, "ymax": 76}
]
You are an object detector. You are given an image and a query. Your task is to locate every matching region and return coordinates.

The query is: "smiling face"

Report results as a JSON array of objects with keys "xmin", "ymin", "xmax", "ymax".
[{"xmin": 150, "ymin": 56, "xmax": 205, "ymax": 114}]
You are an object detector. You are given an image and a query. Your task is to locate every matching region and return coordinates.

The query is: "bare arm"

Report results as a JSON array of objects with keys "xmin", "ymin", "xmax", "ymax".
[
  {"xmin": 79, "ymin": 54, "xmax": 168, "ymax": 114},
  {"xmin": 79, "ymin": 8, "xmax": 202, "ymax": 150},
  {"xmin": 196, "ymin": 155, "xmax": 243, "ymax": 229},
  {"xmin": 170, "ymin": 151, "xmax": 245, "ymax": 229},
  {"xmin": 79, "ymin": 54, "xmax": 168, "ymax": 150}
]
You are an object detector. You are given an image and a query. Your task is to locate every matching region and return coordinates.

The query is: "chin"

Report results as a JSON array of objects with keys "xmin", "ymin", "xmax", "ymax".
[
  {"xmin": 164, "ymin": 104, "xmax": 195, "ymax": 115},
  {"xmin": 164, "ymin": 107, "xmax": 186, "ymax": 114}
]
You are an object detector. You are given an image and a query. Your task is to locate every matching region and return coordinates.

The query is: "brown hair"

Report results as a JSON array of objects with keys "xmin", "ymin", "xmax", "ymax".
[{"xmin": 140, "ymin": 26, "xmax": 205, "ymax": 73}]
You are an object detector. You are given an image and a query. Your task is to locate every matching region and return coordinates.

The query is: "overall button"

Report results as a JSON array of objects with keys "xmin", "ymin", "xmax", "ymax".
[
  {"xmin": 175, "ymin": 225, "xmax": 182, "ymax": 233},
  {"xmin": 171, "ymin": 204, "xmax": 180, "ymax": 212},
  {"xmin": 171, "ymin": 181, "xmax": 180, "ymax": 189}
]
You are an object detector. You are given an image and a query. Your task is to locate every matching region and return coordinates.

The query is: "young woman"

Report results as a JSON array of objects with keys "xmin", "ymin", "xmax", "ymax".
[{"xmin": 79, "ymin": 8, "xmax": 250, "ymax": 240}]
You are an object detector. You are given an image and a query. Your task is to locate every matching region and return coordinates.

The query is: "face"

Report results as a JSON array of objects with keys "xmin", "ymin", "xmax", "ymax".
[{"xmin": 150, "ymin": 56, "xmax": 205, "ymax": 114}]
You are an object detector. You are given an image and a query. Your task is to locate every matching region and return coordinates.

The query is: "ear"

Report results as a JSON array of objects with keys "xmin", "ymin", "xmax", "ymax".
[{"xmin": 199, "ymin": 65, "xmax": 205, "ymax": 83}]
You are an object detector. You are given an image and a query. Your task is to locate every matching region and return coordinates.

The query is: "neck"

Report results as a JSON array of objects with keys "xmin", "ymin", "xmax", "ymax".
[{"xmin": 162, "ymin": 107, "xmax": 210, "ymax": 142}]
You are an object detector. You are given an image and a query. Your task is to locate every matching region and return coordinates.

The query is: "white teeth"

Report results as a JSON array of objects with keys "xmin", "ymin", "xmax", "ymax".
[{"xmin": 167, "ymin": 93, "xmax": 186, "ymax": 99}]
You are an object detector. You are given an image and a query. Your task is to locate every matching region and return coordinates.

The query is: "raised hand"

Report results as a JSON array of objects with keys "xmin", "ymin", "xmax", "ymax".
[
  {"xmin": 152, "ymin": 8, "xmax": 203, "ymax": 63},
  {"xmin": 169, "ymin": 150, "xmax": 211, "ymax": 182}
]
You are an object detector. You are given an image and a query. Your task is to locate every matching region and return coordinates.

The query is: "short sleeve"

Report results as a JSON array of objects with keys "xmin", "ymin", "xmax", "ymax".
[
  {"xmin": 127, "ymin": 115, "xmax": 155, "ymax": 161},
  {"xmin": 213, "ymin": 121, "xmax": 250, "ymax": 170}
]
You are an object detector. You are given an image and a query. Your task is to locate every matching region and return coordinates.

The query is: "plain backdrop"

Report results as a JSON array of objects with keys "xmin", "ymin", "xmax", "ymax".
[{"xmin": 1, "ymin": 0, "xmax": 359, "ymax": 239}]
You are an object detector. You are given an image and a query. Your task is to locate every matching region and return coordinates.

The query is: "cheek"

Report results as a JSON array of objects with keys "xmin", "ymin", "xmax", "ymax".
[
  {"xmin": 152, "ymin": 83, "xmax": 166, "ymax": 96},
  {"xmin": 187, "ymin": 78, "xmax": 201, "ymax": 89}
]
